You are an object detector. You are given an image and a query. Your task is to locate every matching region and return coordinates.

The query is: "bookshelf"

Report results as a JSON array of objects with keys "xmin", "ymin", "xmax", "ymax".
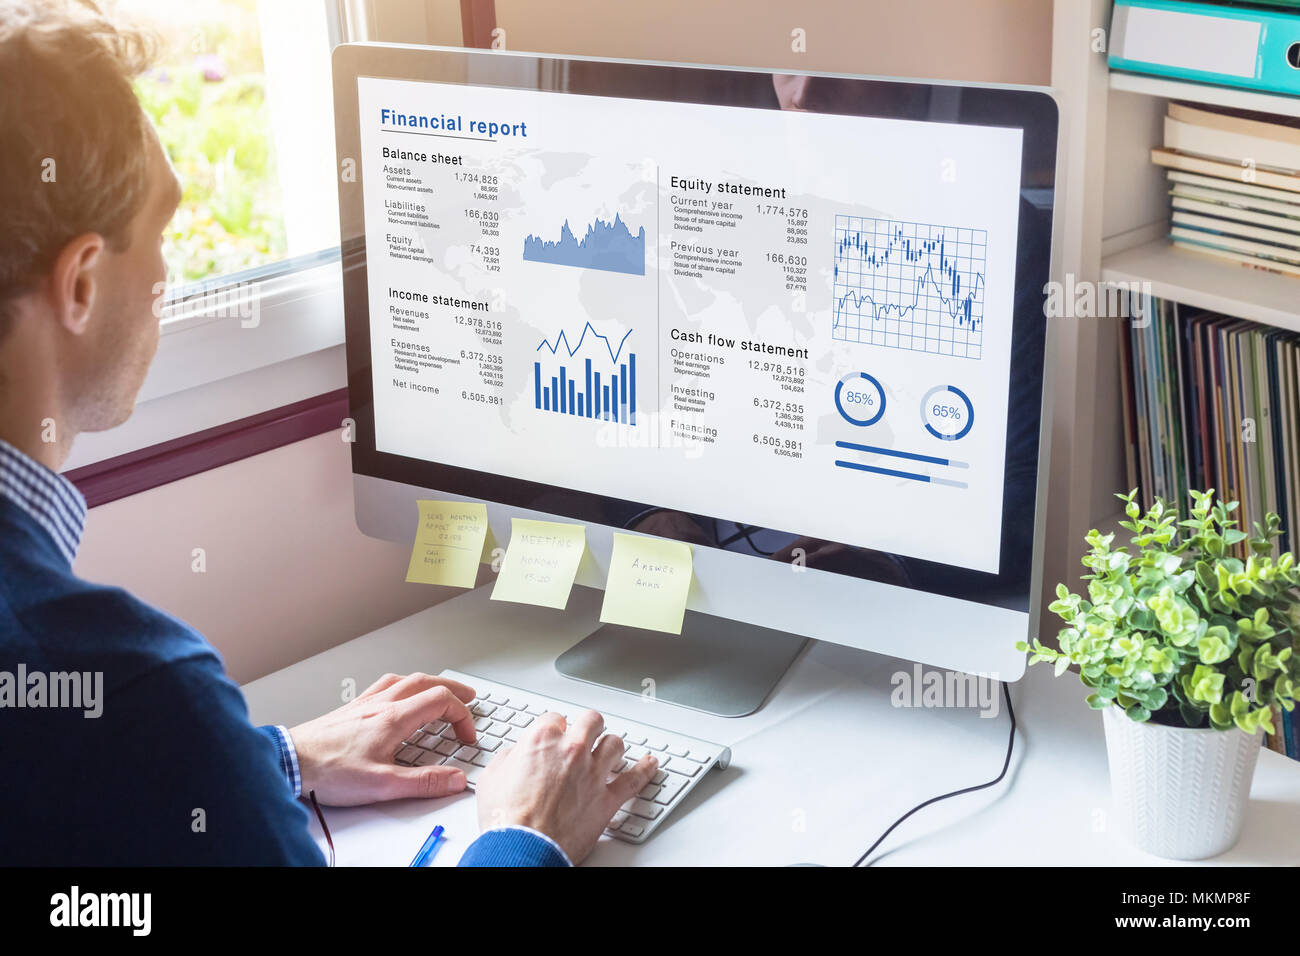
[
  {"xmin": 1101, "ymin": 239, "xmax": 1300, "ymax": 333},
  {"xmin": 1049, "ymin": 2, "xmax": 1300, "ymax": 760},
  {"xmin": 1046, "ymin": 0, "xmax": 1300, "ymax": 610},
  {"xmin": 1107, "ymin": 72, "xmax": 1300, "ymax": 120}
]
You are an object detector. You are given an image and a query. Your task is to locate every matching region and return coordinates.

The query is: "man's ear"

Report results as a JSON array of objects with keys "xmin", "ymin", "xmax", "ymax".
[{"xmin": 47, "ymin": 233, "xmax": 105, "ymax": 335}]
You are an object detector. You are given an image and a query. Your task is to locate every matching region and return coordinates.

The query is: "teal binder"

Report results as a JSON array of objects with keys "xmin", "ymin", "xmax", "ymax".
[{"xmin": 1110, "ymin": 0, "xmax": 1300, "ymax": 97}]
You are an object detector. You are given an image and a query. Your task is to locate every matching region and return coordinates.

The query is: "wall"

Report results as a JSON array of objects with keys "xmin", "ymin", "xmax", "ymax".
[
  {"xmin": 490, "ymin": 0, "xmax": 1053, "ymax": 84},
  {"xmin": 74, "ymin": 432, "xmax": 454, "ymax": 684}
]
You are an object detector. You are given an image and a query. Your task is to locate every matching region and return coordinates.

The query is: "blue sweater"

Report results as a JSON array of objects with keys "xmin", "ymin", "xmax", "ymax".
[
  {"xmin": 0, "ymin": 495, "xmax": 325, "ymax": 865},
  {"xmin": 0, "ymin": 486, "xmax": 565, "ymax": 867}
]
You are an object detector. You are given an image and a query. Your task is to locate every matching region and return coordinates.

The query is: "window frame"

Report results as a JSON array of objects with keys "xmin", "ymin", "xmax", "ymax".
[{"xmin": 65, "ymin": 1, "xmax": 498, "ymax": 478}]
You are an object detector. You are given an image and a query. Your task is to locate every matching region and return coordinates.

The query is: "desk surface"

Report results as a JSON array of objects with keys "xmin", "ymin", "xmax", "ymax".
[{"xmin": 242, "ymin": 584, "xmax": 1300, "ymax": 866}]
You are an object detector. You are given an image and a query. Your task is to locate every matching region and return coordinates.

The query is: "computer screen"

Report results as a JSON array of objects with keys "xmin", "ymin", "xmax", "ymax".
[{"xmin": 336, "ymin": 46, "xmax": 1057, "ymax": 644}]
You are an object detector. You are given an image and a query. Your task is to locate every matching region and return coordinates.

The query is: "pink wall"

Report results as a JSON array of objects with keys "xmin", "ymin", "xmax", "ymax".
[{"xmin": 493, "ymin": 0, "xmax": 1053, "ymax": 84}]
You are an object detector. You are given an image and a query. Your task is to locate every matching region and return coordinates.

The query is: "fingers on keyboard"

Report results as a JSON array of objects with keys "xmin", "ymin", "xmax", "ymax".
[{"xmin": 397, "ymin": 679, "xmax": 723, "ymax": 844}]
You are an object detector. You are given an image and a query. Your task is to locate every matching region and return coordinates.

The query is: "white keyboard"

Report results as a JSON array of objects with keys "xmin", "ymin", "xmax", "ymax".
[{"xmin": 393, "ymin": 669, "xmax": 731, "ymax": 844}]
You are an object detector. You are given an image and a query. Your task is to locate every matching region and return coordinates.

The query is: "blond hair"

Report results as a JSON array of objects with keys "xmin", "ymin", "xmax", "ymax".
[{"xmin": 0, "ymin": 0, "xmax": 157, "ymax": 315}]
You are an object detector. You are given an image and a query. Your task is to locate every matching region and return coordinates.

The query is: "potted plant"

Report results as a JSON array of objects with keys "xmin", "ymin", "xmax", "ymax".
[{"xmin": 1018, "ymin": 489, "xmax": 1300, "ymax": 859}]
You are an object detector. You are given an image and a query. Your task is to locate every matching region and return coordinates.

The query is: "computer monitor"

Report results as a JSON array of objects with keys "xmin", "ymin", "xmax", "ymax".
[{"xmin": 333, "ymin": 43, "xmax": 1059, "ymax": 716}]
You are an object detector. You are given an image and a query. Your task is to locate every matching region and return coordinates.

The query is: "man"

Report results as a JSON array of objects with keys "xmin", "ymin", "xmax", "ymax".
[{"xmin": 0, "ymin": 0, "xmax": 657, "ymax": 866}]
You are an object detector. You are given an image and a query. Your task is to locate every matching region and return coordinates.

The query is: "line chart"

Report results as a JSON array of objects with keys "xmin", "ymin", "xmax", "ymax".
[{"xmin": 832, "ymin": 215, "xmax": 987, "ymax": 360}]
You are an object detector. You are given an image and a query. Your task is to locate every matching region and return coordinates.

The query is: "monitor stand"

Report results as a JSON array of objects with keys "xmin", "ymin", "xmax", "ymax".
[{"xmin": 555, "ymin": 610, "xmax": 809, "ymax": 717}]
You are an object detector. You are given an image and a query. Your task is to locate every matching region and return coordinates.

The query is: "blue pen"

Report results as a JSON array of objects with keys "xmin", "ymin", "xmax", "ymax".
[{"xmin": 409, "ymin": 825, "xmax": 445, "ymax": 867}]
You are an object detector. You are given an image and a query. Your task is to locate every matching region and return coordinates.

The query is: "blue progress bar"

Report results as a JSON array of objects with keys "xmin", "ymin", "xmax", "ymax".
[
  {"xmin": 834, "ymin": 441, "xmax": 967, "ymax": 468},
  {"xmin": 835, "ymin": 459, "xmax": 930, "ymax": 482},
  {"xmin": 835, "ymin": 458, "xmax": 968, "ymax": 488}
]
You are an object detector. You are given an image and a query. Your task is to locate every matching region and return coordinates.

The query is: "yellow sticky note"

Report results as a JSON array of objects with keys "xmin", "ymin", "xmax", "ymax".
[
  {"xmin": 599, "ymin": 532, "xmax": 693, "ymax": 635},
  {"xmin": 405, "ymin": 500, "xmax": 489, "ymax": 588},
  {"xmin": 491, "ymin": 518, "xmax": 586, "ymax": 609}
]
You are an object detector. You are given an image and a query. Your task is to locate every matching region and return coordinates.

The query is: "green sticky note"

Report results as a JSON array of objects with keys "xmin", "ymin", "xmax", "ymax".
[
  {"xmin": 491, "ymin": 518, "xmax": 586, "ymax": 609},
  {"xmin": 405, "ymin": 500, "xmax": 489, "ymax": 588},
  {"xmin": 599, "ymin": 532, "xmax": 693, "ymax": 635}
]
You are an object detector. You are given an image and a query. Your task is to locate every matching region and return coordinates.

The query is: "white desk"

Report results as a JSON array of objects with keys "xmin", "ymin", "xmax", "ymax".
[{"xmin": 243, "ymin": 584, "xmax": 1300, "ymax": 866}]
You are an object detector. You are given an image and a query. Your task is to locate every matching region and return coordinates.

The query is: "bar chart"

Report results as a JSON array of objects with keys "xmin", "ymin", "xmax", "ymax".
[{"xmin": 533, "ymin": 323, "xmax": 637, "ymax": 425}]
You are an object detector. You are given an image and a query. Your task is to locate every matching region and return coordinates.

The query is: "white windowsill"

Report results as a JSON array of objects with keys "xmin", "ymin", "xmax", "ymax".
[{"xmin": 63, "ymin": 260, "xmax": 348, "ymax": 472}]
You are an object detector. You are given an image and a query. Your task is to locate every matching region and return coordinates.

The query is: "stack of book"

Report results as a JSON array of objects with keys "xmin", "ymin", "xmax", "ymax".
[
  {"xmin": 1119, "ymin": 300, "xmax": 1300, "ymax": 757},
  {"xmin": 1152, "ymin": 102, "xmax": 1300, "ymax": 276}
]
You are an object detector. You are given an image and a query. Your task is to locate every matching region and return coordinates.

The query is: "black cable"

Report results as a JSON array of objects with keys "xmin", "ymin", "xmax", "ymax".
[
  {"xmin": 852, "ymin": 680, "xmax": 1017, "ymax": 867},
  {"xmin": 717, "ymin": 523, "xmax": 779, "ymax": 556}
]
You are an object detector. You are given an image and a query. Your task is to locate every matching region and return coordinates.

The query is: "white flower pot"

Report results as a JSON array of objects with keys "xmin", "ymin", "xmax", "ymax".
[{"xmin": 1101, "ymin": 705, "xmax": 1263, "ymax": 860}]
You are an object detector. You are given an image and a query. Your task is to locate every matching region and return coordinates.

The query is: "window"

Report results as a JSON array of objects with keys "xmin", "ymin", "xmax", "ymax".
[
  {"xmin": 64, "ymin": 1, "xmax": 484, "ymax": 472},
  {"xmin": 120, "ymin": 0, "xmax": 340, "ymax": 293}
]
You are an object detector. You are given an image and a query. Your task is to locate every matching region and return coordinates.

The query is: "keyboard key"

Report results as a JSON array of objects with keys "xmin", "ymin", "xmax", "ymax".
[
  {"xmin": 624, "ymin": 733, "xmax": 646, "ymax": 746},
  {"xmin": 420, "ymin": 721, "xmax": 448, "ymax": 736},
  {"xmin": 667, "ymin": 744, "xmax": 689, "ymax": 757},
  {"xmin": 487, "ymin": 693, "xmax": 509, "ymax": 705},
  {"xmin": 487, "ymin": 721, "xmax": 511, "ymax": 737},
  {"xmin": 454, "ymin": 745, "xmax": 480, "ymax": 763},
  {"xmin": 440, "ymin": 725, "xmax": 460, "ymax": 740},
  {"xmin": 471, "ymin": 750, "xmax": 493, "ymax": 768},
  {"xmin": 472, "ymin": 702, "xmax": 496, "ymax": 717},
  {"xmin": 664, "ymin": 757, "xmax": 699, "ymax": 776},
  {"xmin": 476, "ymin": 735, "xmax": 501, "ymax": 752},
  {"xmin": 394, "ymin": 745, "xmax": 422, "ymax": 764},
  {"xmin": 610, "ymin": 810, "xmax": 629, "ymax": 828},
  {"xmin": 629, "ymin": 799, "xmax": 663, "ymax": 820},
  {"xmin": 443, "ymin": 757, "xmax": 483, "ymax": 784},
  {"xmin": 523, "ymin": 703, "xmax": 545, "ymax": 716},
  {"xmin": 619, "ymin": 821, "xmax": 645, "ymax": 837},
  {"xmin": 473, "ymin": 716, "xmax": 493, "ymax": 731},
  {"xmin": 414, "ymin": 734, "xmax": 439, "ymax": 751},
  {"xmin": 651, "ymin": 770, "xmax": 667, "ymax": 785},
  {"xmin": 624, "ymin": 746, "xmax": 649, "ymax": 762},
  {"xmin": 655, "ymin": 776, "xmax": 686, "ymax": 804},
  {"xmin": 494, "ymin": 708, "xmax": 518, "ymax": 723},
  {"xmin": 645, "ymin": 740, "xmax": 669, "ymax": 752},
  {"xmin": 638, "ymin": 783, "xmax": 661, "ymax": 801},
  {"xmin": 510, "ymin": 713, "xmax": 533, "ymax": 728},
  {"xmin": 435, "ymin": 739, "xmax": 460, "ymax": 757},
  {"xmin": 686, "ymin": 751, "xmax": 710, "ymax": 763},
  {"xmin": 504, "ymin": 726, "xmax": 524, "ymax": 742},
  {"xmin": 413, "ymin": 750, "xmax": 442, "ymax": 766}
]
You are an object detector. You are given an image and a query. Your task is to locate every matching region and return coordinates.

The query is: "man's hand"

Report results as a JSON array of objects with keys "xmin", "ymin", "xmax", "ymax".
[
  {"xmin": 474, "ymin": 710, "xmax": 659, "ymax": 865},
  {"xmin": 289, "ymin": 672, "xmax": 478, "ymax": 806}
]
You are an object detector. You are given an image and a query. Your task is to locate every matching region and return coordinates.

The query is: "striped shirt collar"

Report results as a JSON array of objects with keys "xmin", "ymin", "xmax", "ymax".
[{"xmin": 0, "ymin": 438, "xmax": 86, "ymax": 567}]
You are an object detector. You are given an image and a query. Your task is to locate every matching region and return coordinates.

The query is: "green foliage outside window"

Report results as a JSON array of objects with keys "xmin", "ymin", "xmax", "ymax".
[{"xmin": 131, "ymin": 0, "xmax": 286, "ymax": 283}]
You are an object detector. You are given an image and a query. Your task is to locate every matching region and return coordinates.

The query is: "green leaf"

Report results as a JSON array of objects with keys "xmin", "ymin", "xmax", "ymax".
[
  {"xmin": 1125, "ymin": 703, "xmax": 1152, "ymax": 723},
  {"xmin": 1179, "ymin": 702, "xmax": 1205, "ymax": 727}
]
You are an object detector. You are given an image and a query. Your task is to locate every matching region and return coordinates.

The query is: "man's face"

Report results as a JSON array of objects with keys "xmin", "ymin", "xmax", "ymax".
[{"xmin": 69, "ymin": 127, "xmax": 181, "ymax": 432}]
